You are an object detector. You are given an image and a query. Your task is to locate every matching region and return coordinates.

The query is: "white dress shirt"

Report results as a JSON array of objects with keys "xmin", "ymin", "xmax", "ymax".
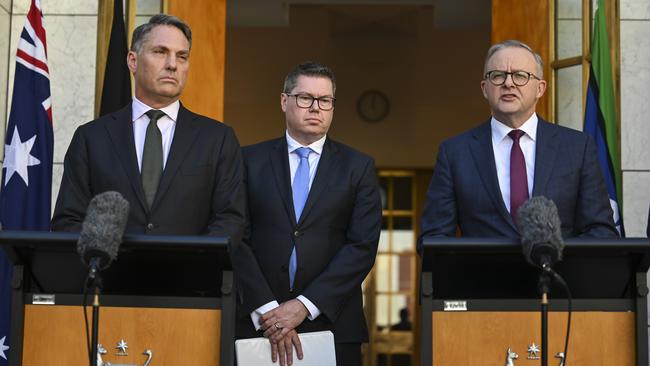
[
  {"xmin": 250, "ymin": 131, "xmax": 326, "ymax": 330},
  {"xmin": 491, "ymin": 114, "xmax": 537, "ymax": 213},
  {"xmin": 131, "ymin": 97, "xmax": 179, "ymax": 171}
]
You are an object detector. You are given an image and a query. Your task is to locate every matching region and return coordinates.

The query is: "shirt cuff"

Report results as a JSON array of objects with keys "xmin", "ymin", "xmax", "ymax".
[
  {"xmin": 250, "ymin": 300, "xmax": 280, "ymax": 330},
  {"xmin": 296, "ymin": 295, "xmax": 321, "ymax": 320}
]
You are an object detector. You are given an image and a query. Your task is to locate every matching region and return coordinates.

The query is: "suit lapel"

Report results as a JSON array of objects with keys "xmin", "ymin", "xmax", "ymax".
[
  {"xmin": 270, "ymin": 138, "xmax": 297, "ymax": 226},
  {"xmin": 532, "ymin": 119, "xmax": 559, "ymax": 196},
  {"xmin": 298, "ymin": 138, "xmax": 337, "ymax": 224},
  {"xmin": 104, "ymin": 105, "xmax": 148, "ymax": 212},
  {"xmin": 152, "ymin": 105, "xmax": 201, "ymax": 210},
  {"xmin": 469, "ymin": 121, "xmax": 517, "ymax": 230}
]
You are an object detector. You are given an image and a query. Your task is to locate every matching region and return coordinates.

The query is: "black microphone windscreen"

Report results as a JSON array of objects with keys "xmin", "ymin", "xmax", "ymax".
[
  {"xmin": 77, "ymin": 191, "xmax": 130, "ymax": 270},
  {"xmin": 517, "ymin": 196, "xmax": 564, "ymax": 267}
]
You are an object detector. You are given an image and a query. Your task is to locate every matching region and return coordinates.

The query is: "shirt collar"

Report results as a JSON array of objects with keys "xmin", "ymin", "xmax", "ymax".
[
  {"xmin": 132, "ymin": 97, "xmax": 180, "ymax": 123},
  {"xmin": 286, "ymin": 131, "xmax": 326, "ymax": 155},
  {"xmin": 490, "ymin": 113, "xmax": 538, "ymax": 143}
]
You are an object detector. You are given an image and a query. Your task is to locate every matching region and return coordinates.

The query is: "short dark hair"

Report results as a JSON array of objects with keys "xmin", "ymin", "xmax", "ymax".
[
  {"xmin": 130, "ymin": 14, "xmax": 192, "ymax": 53},
  {"xmin": 283, "ymin": 62, "xmax": 336, "ymax": 94}
]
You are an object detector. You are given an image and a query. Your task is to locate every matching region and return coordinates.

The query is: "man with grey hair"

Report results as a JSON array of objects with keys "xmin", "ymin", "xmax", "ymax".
[
  {"xmin": 418, "ymin": 39, "xmax": 618, "ymax": 244},
  {"xmin": 53, "ymin": 14, "xmax": 246, "ymax": 243}
]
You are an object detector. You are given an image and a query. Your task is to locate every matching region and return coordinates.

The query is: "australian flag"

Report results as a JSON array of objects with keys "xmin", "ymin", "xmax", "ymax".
[{"xmin": 0, "ymin": 0, "xmax": 53, "ymax": 363}]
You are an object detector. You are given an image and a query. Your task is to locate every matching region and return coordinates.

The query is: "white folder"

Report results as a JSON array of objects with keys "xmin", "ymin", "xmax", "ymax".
[{"xmin": 235, "ymin": 330, "xmax": 336, "ymax": 366}]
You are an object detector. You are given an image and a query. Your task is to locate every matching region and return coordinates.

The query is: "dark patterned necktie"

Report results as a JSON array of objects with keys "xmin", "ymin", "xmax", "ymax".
[{"xmin": 509, "ymin": 129, "xmax": 528, "ymax": 222}]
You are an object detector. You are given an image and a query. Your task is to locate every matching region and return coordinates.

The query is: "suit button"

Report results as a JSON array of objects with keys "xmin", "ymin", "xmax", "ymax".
[
  {"xmin": 294, "ymin": 230, "xmax": 299, "ymax": 237},
  {"xmin": 147, "ymin": 223, "xmax": 154, "ymax": 230}
]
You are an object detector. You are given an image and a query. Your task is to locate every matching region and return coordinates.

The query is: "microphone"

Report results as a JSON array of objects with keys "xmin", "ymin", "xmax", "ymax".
[
  {"xmin": 517, "ymin": 196, "xmax": 564, "ymax": 269},
  {"xmin": 77, "ymin": 191, "xmax": 130, "ymax": 282}
]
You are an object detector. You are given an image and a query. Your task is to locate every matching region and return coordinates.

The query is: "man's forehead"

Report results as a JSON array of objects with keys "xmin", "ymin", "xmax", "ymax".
[{"xmin": 143, "ymin": 25, "xmax": 189, "ymax": 48}]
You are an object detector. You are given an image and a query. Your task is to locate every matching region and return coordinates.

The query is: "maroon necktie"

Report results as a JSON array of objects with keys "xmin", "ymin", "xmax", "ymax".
[{"xmin": 509, "ymin": 129, "xmax": 528, "ymax": 222}]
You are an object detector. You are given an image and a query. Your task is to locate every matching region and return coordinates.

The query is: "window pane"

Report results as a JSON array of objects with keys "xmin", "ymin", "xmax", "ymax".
[
  {"xmin": 398, "ymin": 254, "xmax": 413, "ymax": 291},
  {"xmin": 137, "ymin": 0, "xmax": 162, "ymax": 15},
  {"xmin": 557, "ymin": 0, "xmax": 582, "ymax": 19},
  {"xmin": 376, "ymin": 254, "xmax": 390, "ymax": 292},
  {"xmin": 556, "ymin": 65, "xmax": 583, "ymax": 131},
  {"xmin": 557, "ymin": 19, "xmax": 582, "ymax": 59},
  {"xmin": 388, "ymin": 254, "xmax": 399, "ymax": 292},
  {"xmin": 377, "ymin": 254, "xmax": 413, "ymax": 292},
  {"xmin": 136, "ymin": 0, "xmax": 163, "ymax": 27},
  {"xmin": 376, "ymin": 294, "xmax": 390, "ymax": 328},
  {"xmin": 556, "ymin": 0, "xmax": 582, "ymax": 59},
  {"xmin": 393, "ymin": 177, "xmax": 412, "ymax": 210},
  {"xmin": 390, "ymin": 295, "xmax": 409, "ymax": 326},
  {"xmin": 393, "ymin": 229, "xmax": 414, "ymax": 253},
  {"xmin": 394, "ymin": 216, "xmax": 412, "ymax": 230}
]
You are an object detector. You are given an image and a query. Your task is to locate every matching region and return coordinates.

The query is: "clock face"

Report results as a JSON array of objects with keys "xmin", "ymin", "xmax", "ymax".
[{"xmin": 357, "ymin": 90, "xmax": 389, "ymax": 123}]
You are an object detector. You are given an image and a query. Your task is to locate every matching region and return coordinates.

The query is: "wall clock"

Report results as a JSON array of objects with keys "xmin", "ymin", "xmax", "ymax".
[{"xmin": 357, "ymin": 90, "xmax": 390, "ymax": 123}]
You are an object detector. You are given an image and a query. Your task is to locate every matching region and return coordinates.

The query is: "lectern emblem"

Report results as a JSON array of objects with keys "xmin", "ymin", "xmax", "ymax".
[
  {"xmin": 116, "ymin": 339, "xmax": 129, "ymax": 356},
  {"xmin": 504, "ymin": 348, "xmax": 518, "ymax": 366},
  {"xmin": 527, "ymin": 343, "xmax": 540, "ymax": 360},
  {"xmin": 97, "ymin": 342, "xmax": 153, "ymax": 366},
  {"xmin": 503, "ymin": 346, "xmax": 564, "ymax": 366}
]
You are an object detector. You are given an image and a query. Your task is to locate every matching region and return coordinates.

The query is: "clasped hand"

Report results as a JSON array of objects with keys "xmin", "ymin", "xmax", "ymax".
[{"xmin": 260, "ymin": 299, "xmax": 309, "ymax": 365}]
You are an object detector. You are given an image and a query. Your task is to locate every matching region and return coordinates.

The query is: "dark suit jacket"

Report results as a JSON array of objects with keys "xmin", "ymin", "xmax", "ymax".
[
  {"xmin": 419, "ymin": 118, "xmax": 618, "ymax": 246},
  {"xmin": 52, "ymin": 104, "xmax": 246, "ymax": 242},
  {"xmin": 233, "ymin": 137, "xmax": 382, "ymax": 343}
]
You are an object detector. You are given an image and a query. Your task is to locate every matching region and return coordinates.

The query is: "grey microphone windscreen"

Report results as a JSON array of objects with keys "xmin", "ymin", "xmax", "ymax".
[
  {"xmin": 77, "ymin": 191, "xmax": 130, "ymax": 270},
  {"xmin": 517, "ymin": 196, "xmax": 564, "ymax": 267}
]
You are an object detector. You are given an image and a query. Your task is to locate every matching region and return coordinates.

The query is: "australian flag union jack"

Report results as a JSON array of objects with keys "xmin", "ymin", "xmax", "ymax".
[{"xmin": 0, "ymin": 0, "xmax": 53, "ymax": 364}]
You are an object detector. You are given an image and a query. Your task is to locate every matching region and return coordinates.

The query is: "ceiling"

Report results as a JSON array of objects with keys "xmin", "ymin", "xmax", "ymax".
[{"xmin": 226, "ymin": 0, "xmax": 491, "ymax": 29}]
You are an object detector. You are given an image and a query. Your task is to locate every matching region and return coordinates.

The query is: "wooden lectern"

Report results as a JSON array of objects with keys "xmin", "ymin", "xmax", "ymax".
[
  {"xmin": 1, "ymin": 231, "xmax": 234, "ymax": 366},
  {"xmin": 420, "ymin": 238, "xmax": 650, "ymax": 366}
]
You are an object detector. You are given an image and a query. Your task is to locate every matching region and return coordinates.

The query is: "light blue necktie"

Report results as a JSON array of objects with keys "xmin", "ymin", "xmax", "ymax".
[{"xmin": 289, "ymin": 147, "xmax": 311, "ymax": 289}]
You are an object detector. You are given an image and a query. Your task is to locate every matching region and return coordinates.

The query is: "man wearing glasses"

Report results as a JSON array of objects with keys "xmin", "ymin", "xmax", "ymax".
[
  {"xmin": 234, "ymin": 62, "xmax": 382, "ymax": 366},
  {"xmin": 419, "ymin": 40, "xmax": 618, "ymax": 245}
]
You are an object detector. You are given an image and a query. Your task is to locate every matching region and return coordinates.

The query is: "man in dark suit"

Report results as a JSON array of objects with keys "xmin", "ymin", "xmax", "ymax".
[
  {"xmin": 234, "ymin": 62, "xmax": 382, "ymax": 366},
  {"xmin": 419, "ymin": 40, "xmax": 618, "ymax": 244},
  {"xmin": 52, "ymin": 14, "xmax": 245, "ymax": 242}
]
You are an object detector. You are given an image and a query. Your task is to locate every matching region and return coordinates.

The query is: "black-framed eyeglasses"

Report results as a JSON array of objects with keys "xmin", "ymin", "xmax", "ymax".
[
  {"xmin": 285, "ymin": 93, "xmax": 336, "ymax": 111},
  {"xmin": 485, "ymin": 70, "xmax": 541, "ymax": 86}
]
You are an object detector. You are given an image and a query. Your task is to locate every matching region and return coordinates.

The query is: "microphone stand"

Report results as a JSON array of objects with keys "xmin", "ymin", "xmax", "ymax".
[
  {"xmin": 86, "ymin": 259, "xmax": 104, "ymax": 366},
  {"xmin": 91, "ymin": 285, "xmax": 102, "ymax": 366},
  {"xmin": 538, "ymin": 264, "xmax": 552, "ymax": 366}
]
